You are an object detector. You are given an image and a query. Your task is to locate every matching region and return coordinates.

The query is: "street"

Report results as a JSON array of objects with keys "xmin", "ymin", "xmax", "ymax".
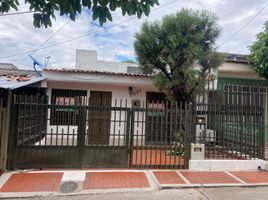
[{"xmin": 6, "ymin": 187, "xmax": 268, "ymax": 200}]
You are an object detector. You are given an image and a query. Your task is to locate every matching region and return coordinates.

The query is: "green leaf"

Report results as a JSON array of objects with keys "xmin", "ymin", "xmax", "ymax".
[
  {"xmin": 144, "ymin": 5, "xmax": 150, "ymax": 16},
  {"xmin": 1, "ymin": 2, "xmax": 10, "ymax": 12},
  {"xmin": 105, "ymin": 8, "xmax": 112, "ymax": 21},
  {"xmin": 69, "ymin": 4, "xmax": 76, "ymax": 21},
  {"xmin": 82, "ymin": 0, "xmax": 89, "ymax": 7},
  {"xmin": 109, "ymin": 0, "xmax": 116, "ymax": 11},
  {"xmin": 92, "ymin": 6, "xmax": 101, "ymax": 20},
  {"xmin": 99, "ymin": 10, "xmax": 107, "ymax": 25},
  {"xmin": 99, "ymin": 0, "xmax": 108, "ymax": 6},
  {"xmin": 9, "ymin": 1, "xmax": 18, "ymax": 11},
  {"xmin": 122, "ymin": 9, "xmax": 126, "ymax": 16},
  {"xmin": 137, "ymin": 9, "xmax": 142, "ymax": 18}
]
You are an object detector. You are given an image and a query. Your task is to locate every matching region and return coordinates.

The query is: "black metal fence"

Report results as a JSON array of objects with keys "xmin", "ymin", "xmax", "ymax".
[
  {"xmin": 9, "ymin": 83, "xmax": 266, "ymax": 169},
  {"xmin": 130, "ymin": 101, "xmax": 191, "ymax": 168},
  {"xmin": 194, "ymin": 84, "xmax": 266, "ymax": 160},
  {"xmin": 11, "ymin": 96, "xmax": 191, "ymax": 169}
]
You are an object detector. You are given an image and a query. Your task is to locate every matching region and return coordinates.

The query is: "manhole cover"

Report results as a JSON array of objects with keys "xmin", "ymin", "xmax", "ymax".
[{"xmin": 60, "ymin": 181, "xmax": 78, "ymax": 193}]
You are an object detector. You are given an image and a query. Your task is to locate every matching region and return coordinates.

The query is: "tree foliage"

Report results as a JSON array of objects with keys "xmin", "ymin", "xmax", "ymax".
[
  {"xmin": 134, "ymin": 9, "xmax": 225, "ymax": 103},
  {"xmin": 0, "ymin": 0, "xmax": 159, "ymax": 28},
  {"xmin": 249, "ymin": 22, "xmax": 268, "ymax": 80}
]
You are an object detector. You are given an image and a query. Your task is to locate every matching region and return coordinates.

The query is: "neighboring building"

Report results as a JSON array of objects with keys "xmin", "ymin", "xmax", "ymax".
[
  {"xmin": 217, "ymin": 54, "xmax": 268, "ymax": 142},
  {"xmin": 0, "ymin": 69, "xmax": 46, "ymax": 171},
  {"xmin": 0, "ymin": 63, "xmax": 37, "ymax": 77},
  {"xmin": 0, "ymin": 63, "xmax": 17, "ymax": 71}
]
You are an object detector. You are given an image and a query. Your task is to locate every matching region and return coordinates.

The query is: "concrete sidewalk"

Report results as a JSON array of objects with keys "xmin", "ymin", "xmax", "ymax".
[{"xmin": 1, "ymin": 170, "xmax": 268, "ymax": 198}]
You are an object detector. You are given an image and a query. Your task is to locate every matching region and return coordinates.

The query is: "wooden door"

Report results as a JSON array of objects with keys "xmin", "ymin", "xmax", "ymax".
[{"xmin": 88, "ymin": 91, "xmax": 112, "ymax": 145}]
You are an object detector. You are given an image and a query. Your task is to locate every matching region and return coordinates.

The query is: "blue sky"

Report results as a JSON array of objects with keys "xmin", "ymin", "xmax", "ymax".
[{"xmin": 1, "ymin": 0, "xmax": 268, "ymax": 69}]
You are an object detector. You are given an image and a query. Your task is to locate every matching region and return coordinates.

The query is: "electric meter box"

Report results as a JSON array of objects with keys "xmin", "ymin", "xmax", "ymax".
[{"xmin": 191, "ymin": 143, "xmax": 205, "ymax": 160}]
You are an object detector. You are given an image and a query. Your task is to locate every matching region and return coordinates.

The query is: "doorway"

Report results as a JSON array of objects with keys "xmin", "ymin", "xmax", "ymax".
[{"xmin": 88, "ymin": 91, "xmax": 112, "ymax": 145}]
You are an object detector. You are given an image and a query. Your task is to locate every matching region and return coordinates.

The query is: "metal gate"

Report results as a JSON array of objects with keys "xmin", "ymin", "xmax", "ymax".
[
  {"xmin": 10, "ymin": 95, "xmax": 190, "ymax": 169},
  {"xmin": 129, "ymin": 102, "xmax": 191, "ymax": 169}
]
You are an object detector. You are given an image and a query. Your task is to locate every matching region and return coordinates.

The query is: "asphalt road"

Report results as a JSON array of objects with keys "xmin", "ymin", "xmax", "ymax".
[{"xmin": 6, "ymin": 187, "xmax": 268, "ymax": 200}]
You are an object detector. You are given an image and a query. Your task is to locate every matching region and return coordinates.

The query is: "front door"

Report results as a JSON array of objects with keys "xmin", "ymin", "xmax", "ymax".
[{"xmin": 88, "ymin": 91, "xmax": 112, "ymax": 145}]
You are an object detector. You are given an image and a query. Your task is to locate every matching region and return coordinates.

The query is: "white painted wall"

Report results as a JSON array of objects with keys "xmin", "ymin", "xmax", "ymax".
[
  {"xmin": 189, "ymin": 159, "xmax": 266, "ymax": 171},
  {"xmin": 75, "ymin": 49, "xmax": 139, "ymax": 73},
  {"xmin": 219, "ymin": 61, "xmax": 262, "ymax": 80},
  {"xmin": 39, "ymin": 79, "xmax": 158, "ymax": 146}
]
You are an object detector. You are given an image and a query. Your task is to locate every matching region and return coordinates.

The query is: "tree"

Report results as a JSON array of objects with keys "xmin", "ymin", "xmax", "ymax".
[
  {"xmin": 122, "ymin": 59, "xmax": 137, "ymax": 63},
  {"xmin": 249, "ymin": 22, "xmax": 268, "ymax": 80},
  {"xmin": 134, "ymin": 9, "xmax": 224, "ymax": 103},
  {"xmin": 0, "ymin": 0, "xmax": 159, "ymax": 28}
]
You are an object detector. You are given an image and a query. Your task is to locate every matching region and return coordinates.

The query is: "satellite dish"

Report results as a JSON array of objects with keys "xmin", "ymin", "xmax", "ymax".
[{"xmin": 28, "ymin": 55, "xmax": 50, "ymax": 76}]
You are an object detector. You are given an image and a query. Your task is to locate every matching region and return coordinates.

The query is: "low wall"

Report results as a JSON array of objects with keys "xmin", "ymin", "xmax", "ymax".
[{"xmin": 189, "ymin": 159, "xmax": 266, "ymax": 171}]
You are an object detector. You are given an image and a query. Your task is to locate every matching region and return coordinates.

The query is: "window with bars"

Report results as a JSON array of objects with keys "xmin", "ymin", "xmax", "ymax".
[{"xmin": 50, "ymin": 89, "xmax": 87, "ymax": 125}]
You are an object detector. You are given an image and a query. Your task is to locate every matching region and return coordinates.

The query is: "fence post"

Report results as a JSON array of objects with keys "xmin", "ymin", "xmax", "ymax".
[
  {"xmin": 127, "ymin": 109, "xmax": 134, "ymax": 168},
  {"xmin": 78, "ymin": 105, "xmax": 87, "ymax": 168},
  {"xmin": 184, "ymin": 103, "xmax": 192, "ymax": 169},
  {"xmin": 125, "ymin": 109, "xmax": 131, "ymax": 150}
]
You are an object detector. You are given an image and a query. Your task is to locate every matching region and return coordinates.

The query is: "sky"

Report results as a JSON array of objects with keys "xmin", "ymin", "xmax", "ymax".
[{"xmin": 1, "ymin": 0, "xmax": 268, "ymax": 69}]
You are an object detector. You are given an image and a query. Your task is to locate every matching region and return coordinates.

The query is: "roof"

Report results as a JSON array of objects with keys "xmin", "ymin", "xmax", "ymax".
[
  {"xmin": 225, "ymin": 59, "xmax": 249, "ymax": 64},
  {"xmin": 0, "ymin": 76, "xmax": 46, "ymax": 90},
  {"xmin": 43, "ymin": 68, "xmax": 152, "ymax": 78},
  {"xmin": 225, "ymin": 53, "xmax": 249, "ymax": 64},
  {"xmin": 0, "ymin": 69, "xmax": 46, "ymax": 90},
  {"xmin": 0, "ymin": 63, "xmax": 18, "ymax": 70}
]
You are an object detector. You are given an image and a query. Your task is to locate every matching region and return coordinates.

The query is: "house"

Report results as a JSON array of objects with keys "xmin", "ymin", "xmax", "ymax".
[
  {"xmin": 42, "ymin": 49, "xmax": 159, "ymax": 148},
  {"xmin": 0, "ymin": 65, "xmax": 46, "ymax": 171},
  {"xmin": 216, "ymin": 54, "xmax": 268, "ymax": 159}
]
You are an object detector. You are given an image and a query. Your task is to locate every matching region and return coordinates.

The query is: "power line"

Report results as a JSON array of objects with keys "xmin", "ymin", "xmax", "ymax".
[
  {"xmin": 0, "ymin": 11, "xmax": 35, "ymax": 16},
  {"xmin": 216, "ymin": 1, "xmax": 268, "ymax": 49},
  {"xmin": 30, "ymin": 19, "xmax": 71, "ymax": 54},
  {"xmin": 0, "ymin": 0, "xmax": 178, "ymax": 60}
]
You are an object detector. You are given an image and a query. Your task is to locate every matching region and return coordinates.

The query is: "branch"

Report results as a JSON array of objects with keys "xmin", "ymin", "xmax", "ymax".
[{"xmin": 187, "ymin": 70, "xmax": 210, "ymax": 100}]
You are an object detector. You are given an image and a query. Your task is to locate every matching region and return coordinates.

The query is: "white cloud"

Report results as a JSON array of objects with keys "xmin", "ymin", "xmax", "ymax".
[{"xmin": 1, "ymin": 0, "xmax": 268, "ymax": 69}]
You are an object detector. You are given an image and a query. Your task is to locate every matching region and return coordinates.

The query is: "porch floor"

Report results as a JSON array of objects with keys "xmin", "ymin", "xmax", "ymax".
[{"xmin": 131, "ymin": 149, "xmax": 184, "ymax": 167}]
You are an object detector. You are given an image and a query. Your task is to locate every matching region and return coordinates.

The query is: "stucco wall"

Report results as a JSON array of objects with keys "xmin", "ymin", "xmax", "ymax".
[
  {"xmin": 39, "ymin": 81, "xmax": 158, "ymax": 146},
  {"xmin": 219, "ymin": 61, "xmax": 261, "ymax": 80},
  {"xmin": 75, "ymin": 49, "xmax": 139, "ymax": 73}
]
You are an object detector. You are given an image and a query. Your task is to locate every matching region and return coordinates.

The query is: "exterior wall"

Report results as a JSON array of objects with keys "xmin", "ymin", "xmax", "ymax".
[
  {"xmin": 218, "ymin": 61, "xmax": 268, "ymax": 143},
  {"xmin": 219, "ymin": 61, "xmax": 261, "ymax": 80},
  {"xmin": 75, "ymin": 49, "xmax": 139, "ymax": 73},
  {"xmin": 41, "ymin": 80, "xmax": 158, "ymax": 146}
]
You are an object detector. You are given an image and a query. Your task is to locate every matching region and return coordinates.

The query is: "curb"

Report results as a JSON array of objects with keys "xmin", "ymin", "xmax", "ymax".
[
  {"xmin": 0, "ymin": 187, "xmax": 153, "ymax": 199},
  {"xmin": 159, "ymin": 183, "xmax": 268, "ymax": 190},
  {"xmin": 2, "ymin": 183, "xmax": 268, "ymax": 199}
]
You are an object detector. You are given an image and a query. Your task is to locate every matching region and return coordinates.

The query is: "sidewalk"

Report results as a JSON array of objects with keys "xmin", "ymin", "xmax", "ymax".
[{"xmin": 1, "ymin": 169, "xmax": 268, "ymax": 198}]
